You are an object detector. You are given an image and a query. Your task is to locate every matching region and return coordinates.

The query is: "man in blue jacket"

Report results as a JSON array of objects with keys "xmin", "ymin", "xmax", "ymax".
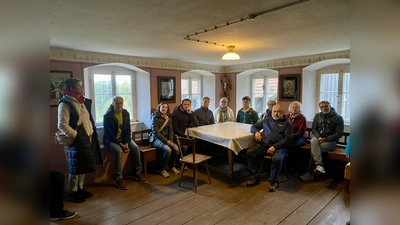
[
  {"xmin": 103, "ymin": 96, "xmax": 148, "ymax": 190},
  {"xmin": 246, "ymin": 104, "xmax": 293, "ymax": 192}
]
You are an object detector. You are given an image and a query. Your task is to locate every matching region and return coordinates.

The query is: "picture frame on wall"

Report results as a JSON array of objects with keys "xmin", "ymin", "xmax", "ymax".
[
  {"xmin": 158, "ymin": 76, "xmax": 176, "ymax": 103},
  {"xmin": 279, "ymin": 74, "xmax": 300, "ymax": 101},
  {"xmin": 50, "ymin": 70, "xmax": 73, "ymax": 107}
]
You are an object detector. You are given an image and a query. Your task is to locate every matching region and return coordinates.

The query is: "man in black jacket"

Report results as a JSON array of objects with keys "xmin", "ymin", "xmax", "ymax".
[
  {"xmin": 103, "ymin": 96, "xmax": 148, "ymax": 190},
  {"xmin": 300, "ymin": 101, "xmax": 344, "ymax": 181},
  {"xmin": 245, "ymin": 104, "xmax": 293, "ymax": 192}
]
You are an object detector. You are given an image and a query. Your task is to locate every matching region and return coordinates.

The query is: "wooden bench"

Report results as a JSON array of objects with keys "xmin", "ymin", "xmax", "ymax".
[
  {"xmin": 132, "ymin": 129, "xmax": 157, "ymax": 178},
  {"xmin": 97, "ymin": 145, "xmax": 133, "ymax": 183},
  {"xmin": 300, "ymin": 128, "xmax": 350, "ymax": 162},
  {"xmin": 97, "ymin": 129, "xmax": 156, "ymax": 182}
]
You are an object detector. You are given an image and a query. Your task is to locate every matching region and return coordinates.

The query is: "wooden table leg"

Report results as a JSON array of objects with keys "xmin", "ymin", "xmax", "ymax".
[{"xmin": 228, "ymin": 149, "xmax": 234, "ymax": 182}]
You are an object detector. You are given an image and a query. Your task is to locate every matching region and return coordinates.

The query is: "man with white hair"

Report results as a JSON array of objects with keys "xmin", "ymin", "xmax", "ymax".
[
  {"xmin": 245, "ymin": 104, "xmax": 293, "ymax": 192},
  {"xmin": 214, "ymin": 97, "xmax": 235, "ymax": 123}
]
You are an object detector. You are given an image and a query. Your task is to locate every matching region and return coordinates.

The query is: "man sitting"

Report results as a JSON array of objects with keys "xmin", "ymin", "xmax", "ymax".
[
  {"xmin": 103, "ymin": 96, "xmax": 148, "ymax": 190},
  {"xmin": 245, "ymin": 104, "xmax": 293, "ymax": 192}
]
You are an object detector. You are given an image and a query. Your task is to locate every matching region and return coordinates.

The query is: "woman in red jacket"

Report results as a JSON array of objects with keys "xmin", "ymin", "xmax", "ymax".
[{"xmin": 286, "ymin": 101, "xmax": 307, "ymax": 148}]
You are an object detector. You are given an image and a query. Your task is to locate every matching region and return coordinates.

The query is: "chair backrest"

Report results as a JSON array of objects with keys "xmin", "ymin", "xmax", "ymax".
[
  {"xmin": 132, "ymin": 129, "xmax": 152, "ymax": 145},
  {"xmin": 176, "ymin": 135, "xmax": 196, "ymax": 163}
]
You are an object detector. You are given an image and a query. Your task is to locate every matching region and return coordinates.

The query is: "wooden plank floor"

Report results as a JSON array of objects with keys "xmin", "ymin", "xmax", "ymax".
[{"xmin": 51, "ymin": 167, "xmax": 350, "ymax": 225}]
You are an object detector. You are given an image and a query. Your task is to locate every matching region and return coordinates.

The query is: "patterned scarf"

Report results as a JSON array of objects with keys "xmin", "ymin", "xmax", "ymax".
[
  {"xmin": 218, "ymin": 106, "xmax": 229, "ymax": 122},
  {"xmin": 290, "ymin": 112, "xmax": 299, "ymax": 120},
  {"xmin": 62, "ymin": 89, "xmax": 85, "ymax": 104}
]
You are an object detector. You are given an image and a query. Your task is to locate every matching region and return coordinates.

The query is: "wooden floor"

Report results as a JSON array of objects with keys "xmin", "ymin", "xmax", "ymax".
[{"xmin": 52, "ymin": 166, "xmax": 350, "ymax": 225}]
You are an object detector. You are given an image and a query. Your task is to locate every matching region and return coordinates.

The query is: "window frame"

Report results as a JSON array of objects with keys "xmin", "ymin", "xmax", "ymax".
[
  {"xmin": 86, "ymin": 67, "xmax": 137, "ymax": 126},
  {"xmin": 317, "ymin": 67, "xmax": 350, "ymax": 124},
  {"xmin": 250, "ymin": 75, "xmax": 278, "ymax": 115},
  {"xmin": 181, "ymin": 75, "xmax": 202, "ymax": 110}
]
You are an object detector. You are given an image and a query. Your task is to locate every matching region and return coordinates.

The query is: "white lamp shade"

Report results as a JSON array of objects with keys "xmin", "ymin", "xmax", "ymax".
[
  {"xmin": 222, "ymin": 45, "xmax": 240, "ymax": 60},
  {"xmin": 222, "ymin": 52, "xmax": 240, "ymax": 60}
]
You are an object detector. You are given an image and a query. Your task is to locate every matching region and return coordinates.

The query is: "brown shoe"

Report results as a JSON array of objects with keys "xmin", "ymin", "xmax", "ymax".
[
  {"xmin": 133, "ymin": 173, "xmax": 148, "ymax": 184},
  {"xmin": 245, "ymin": 177, "xmax": 261, "ymax": 187},
  {"xmin": 268, "ymin": 181, "xmax": 278, "ymax": 192},
  {"xmin": 116, "ymin": 178, "xmax": 129, "ymax": 190}
]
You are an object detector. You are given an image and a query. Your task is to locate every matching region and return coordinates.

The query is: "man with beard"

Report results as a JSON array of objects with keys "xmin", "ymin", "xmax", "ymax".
[
  {"xmin": 245, "ymin": 104, "xmax": 293, "ymax": 192},
  {"xmin": 300, "ymin": 101, "xmax": 344, "ymax": 181}
]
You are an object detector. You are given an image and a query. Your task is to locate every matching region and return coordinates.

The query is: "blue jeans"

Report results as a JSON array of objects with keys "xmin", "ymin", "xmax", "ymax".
[
  {"xmin": 152, "ymin": 139, "xmax": 179, "ymax": 170},
  {"xmin": 308, "ymin": 137, "xmax": 337, "ymax": 174},
  {"xmin": 246, "ymin": 143, "xmax": 287, "ymax": 183},
  {"xmin": 109, "ymin": 139, "xmax": 142, "ymax": 180},
  {"xmin": 290, "ymin": 138, "xmax": 306, "ymax": 148}
]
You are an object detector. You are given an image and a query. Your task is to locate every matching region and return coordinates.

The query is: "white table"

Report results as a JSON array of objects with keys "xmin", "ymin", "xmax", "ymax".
[{"xmin": 185, "ymin": 122, "xmax": 256, "ymax": 181}]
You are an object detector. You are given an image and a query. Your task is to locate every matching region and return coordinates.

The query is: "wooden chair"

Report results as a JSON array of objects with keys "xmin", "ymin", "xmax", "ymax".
[
  {"xmin": 258, "ymin": 154, "xmax": 289, "ymax": 186},
  {"xmin": 132, "ymin": 129, "xmax": 157, "ymax": 178},
  {"xmin": 176, "ymin": 136, "xmax": 212, "ymax": 193}
]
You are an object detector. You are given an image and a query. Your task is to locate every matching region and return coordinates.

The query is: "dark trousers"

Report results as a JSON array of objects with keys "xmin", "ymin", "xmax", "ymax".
[
  {"xmin": 50, "ymin": 171, "xmax": 65, "ymax": 214},
  {"xmin": 246, "ymin": 143, "xmax": 287, "ymax": 183}
]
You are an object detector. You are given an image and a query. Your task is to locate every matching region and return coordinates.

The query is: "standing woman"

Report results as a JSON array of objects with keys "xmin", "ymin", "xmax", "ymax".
[
  {"xmin": 214, "ymin": 97, "xmax": 235, "ymax": 123},
  {"xmin": 286, "ymin": 101, "xmax": 307, "ymax": 148},
  {"xmin": 150, "ymin": 102, "xmax": 180, "ymax": 178},
  {"xmin": 57, "ymin": 78, "xmax": 103, "ymax": 203}
]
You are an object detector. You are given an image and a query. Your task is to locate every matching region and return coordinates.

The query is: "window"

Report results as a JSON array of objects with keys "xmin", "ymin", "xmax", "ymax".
[
  {"xmin": 181, "ymin": 77, "xmax": 202, "ymax": 110},
  {"xmin": 251, "ymin": 77, "xmax": 278, "ymax": 115},
  {"xmin": 86, "ymin": 68, "xmax": 136, "ymax": 125},
  {"xmin": 318, "ymin": 69, "xmax": 350, "ymax": 123}
]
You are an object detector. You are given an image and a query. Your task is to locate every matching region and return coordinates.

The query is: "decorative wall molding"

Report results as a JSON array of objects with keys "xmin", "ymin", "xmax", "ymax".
[
  {"xmin": 50, "ymin": 47, "xmax": 350, "ymax": 73},
  {"xmin": 50, "ymin": 47, "xmax": 225, "ymax": 73},
  {"xmin": 223, "ymin": 50, "xmax": 350, "ymax": 73}
]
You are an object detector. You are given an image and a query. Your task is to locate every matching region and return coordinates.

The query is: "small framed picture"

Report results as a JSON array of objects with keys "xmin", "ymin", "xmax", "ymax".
[
  {"xmin": 158, "ymin": 76, "xmax": 176, "ymax": 103},
  {"xmin": 50, "ymin": 70, "xmax": 73, "ymax": 107},
  {"xmin": 279, "ymin": 74, "xmax": 300, "ymax": 101}
]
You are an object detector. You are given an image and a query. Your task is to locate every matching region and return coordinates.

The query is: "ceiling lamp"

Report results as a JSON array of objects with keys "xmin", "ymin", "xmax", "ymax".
[{"xmin": 222, "ymin": 46, "xmax": 240, "ymax": 60}]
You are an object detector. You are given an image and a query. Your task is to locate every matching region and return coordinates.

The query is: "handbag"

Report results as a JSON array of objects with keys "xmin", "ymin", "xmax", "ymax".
[
  {"xmin": 55, "ymin": 104, "xmax": 83, "ymax": 145},
  {"xmin": 55, "ymin": 131, "xmax": 75, "ymax": 145}
]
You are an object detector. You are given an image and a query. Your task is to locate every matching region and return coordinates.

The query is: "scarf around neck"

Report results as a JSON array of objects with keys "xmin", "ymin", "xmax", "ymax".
[
  {"xmin": 290, "ymin": 112, "xmax": 300, "ymax": 120},
  {"xmin": 62, "ymin": 89, "xmax": 85, "ymax": 104},
  {"xmin": 218, "ymin": 106, "xmax": 229, "ymax": 122}
]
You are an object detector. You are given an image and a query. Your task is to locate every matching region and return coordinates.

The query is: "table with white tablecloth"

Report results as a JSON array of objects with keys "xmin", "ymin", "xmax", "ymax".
[{"xmin": 185, "ymin": 122, "xmax": 257, "ymax": 181}]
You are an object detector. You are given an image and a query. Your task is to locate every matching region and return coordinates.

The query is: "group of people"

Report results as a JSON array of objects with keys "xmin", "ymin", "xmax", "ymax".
[
  {"xmin": 50, "ymin": 78, "xmax": 344, "ymax": 221},
  {"xmin": 245, "ymin": 100, "xmax": 344, "ymax": 192}
]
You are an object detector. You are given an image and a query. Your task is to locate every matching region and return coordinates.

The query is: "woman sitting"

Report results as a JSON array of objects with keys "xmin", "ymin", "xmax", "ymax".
[
  {"xmin": 150, "ymin": 102, "xmax": 180, "ymax": 178},
  {"xmin": 286, "ymin": 101, "xmax": 307, "ymax": 148}
]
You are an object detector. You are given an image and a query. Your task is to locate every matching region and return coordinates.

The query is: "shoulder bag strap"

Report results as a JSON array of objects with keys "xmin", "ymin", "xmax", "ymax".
[{"xmin": 158, "ymin": 117, "xmax": 169, "ymax": 132}]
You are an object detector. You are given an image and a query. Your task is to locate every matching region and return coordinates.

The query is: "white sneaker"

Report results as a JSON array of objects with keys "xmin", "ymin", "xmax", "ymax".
[
  {"xmin": 160, "ymin": 170, "xmax": 170, "ymax": 178},
  {"xmin": 170, "ymin": 167, "xmax": 180, "ymax": 175},
  {"xmin": 300, "ymin": 173, "xmax": 314, "ymax": 181},
  {"xmin": 314, "ymin": 165, "xmax": 326, "ymax": 174}
]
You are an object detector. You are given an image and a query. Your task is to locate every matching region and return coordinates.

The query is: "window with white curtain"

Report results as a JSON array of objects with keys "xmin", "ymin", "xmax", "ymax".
[
  {"xmin": 181, "ymin": 77, "xmax": 202, "ymax": 110},
  {"xmin": 86, "ymin": 67, "xmax": 137, "ymax": 125},
  {"xmin": 251, "ymin": 77, "xmax": 278, "ymax": 115},
  {"xmin": 318, "ymin": 69, "xmax": 350, "ymax": 123}
]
